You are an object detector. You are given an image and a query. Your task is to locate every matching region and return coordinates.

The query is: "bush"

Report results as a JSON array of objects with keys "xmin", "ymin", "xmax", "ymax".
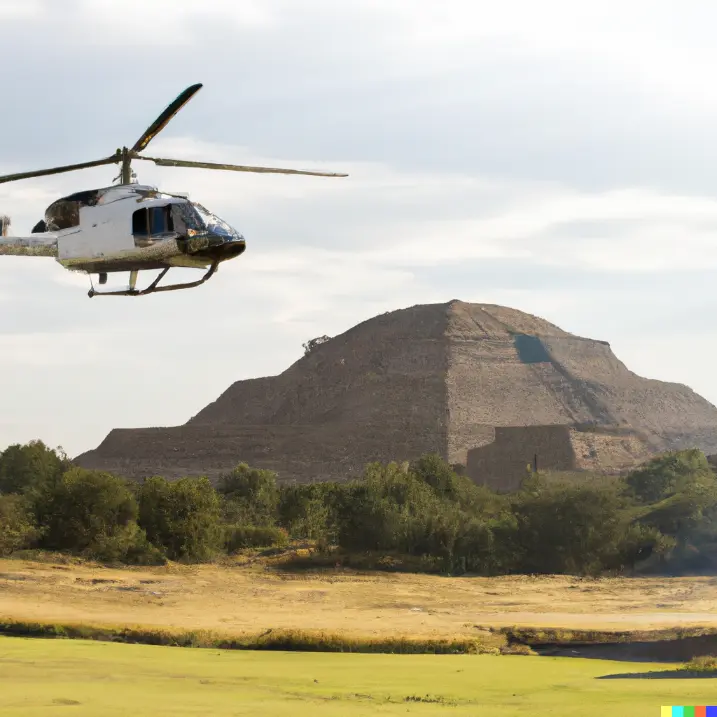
[
  {"xmin": 626, "ymin": 449, "xmax": 715, "ymax": 504},
  {"xmin": 0, "ymin": 494, "xmax": 40, "ymax": 555},
  {"xmin": 87, "ymin": 522, "xmax": 166, "ymax": 565},
  {"xmin": 217, "ymin": 463, "xmax": 279, "ymax": 526},
  {"xmin": 336, "ymin": 463, "xmax": 438, "ymax": 553},
  {"xmin": 34, "ymin": 467, "xmax": 138, "ymax": 555},
  {"xmin": 683, "ymin": 655, "xmax": 717, "ymax": 672},
  {"xmin": 331, "ymin": 462, "xmax": 512, "ymax": 574},
  {"xmin": 5, "ymin": 438, "xmax": 716, "ymax": 578},
  {"xmin": 411, "ymin": 454, "xmax": 463, "ymax": 499},
  {"xmin": 224, "ymin": 525, "xmax": 289, "ymax": 552},
  {"xmin": 0, "ymin": 440, "xmax": 69, "ymax": 496},
  {"xmin": 278, "ymin": 483, "xmax": 334, "ymax": 540},
  {"xmin": 452, "ymin": 517, "xmax": 497, "ymax": 574},
  {"xmin": 510, "ymin": 481, "xmax": 643, "ymax": 575},
  {"xmin": 611, "ymin": 522, "xmax": 675, "ymax": 569},
  {"xmin": 638, "ymin": 486, "xmax": 717, "ymax": 538},
  {"xmin": 137, "ymin": 476, "xmax": 223, "ymax": 562}
]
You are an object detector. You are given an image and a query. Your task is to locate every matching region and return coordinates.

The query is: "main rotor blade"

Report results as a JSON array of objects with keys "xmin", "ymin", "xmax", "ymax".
[
  {"xmin": 131, "ymin": 83, "xmax": 203, "ymax": 153},
  {"xmin": 134, "ymin": 154, "xmax": 348, "ymax": 178},
  {"xmin": 0, "ymin": 155, "xmax": 120, "ymax": 185}
]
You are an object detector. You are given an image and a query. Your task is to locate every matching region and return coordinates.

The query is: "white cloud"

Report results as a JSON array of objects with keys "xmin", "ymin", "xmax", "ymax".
[
  {"xmin": 5, "ymin": 2, "xmax": 717, "ymax": 458},
  {"xmin": 74, "ymin": 0, "xmax": 274, "ymax": 44},
  {"xmin": 102, "ymin": 136, "xmax": 717, "ymax": 276},
  {"xmin": 6, "ymin": 136, "xmax": 717, "ymax": 292},
  {"xmin": 5, "ymin": 136, "xmax": 717, "ymax": 327},
  {"xmin": 0, "ymin": 0, "xmax": 43, "ymax": 19}
]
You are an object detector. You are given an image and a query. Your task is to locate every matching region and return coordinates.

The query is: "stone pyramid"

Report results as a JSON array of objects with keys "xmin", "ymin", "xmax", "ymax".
[{"xmin": 75, "ymin": 300, "xmax": 717, "ymax": 489}]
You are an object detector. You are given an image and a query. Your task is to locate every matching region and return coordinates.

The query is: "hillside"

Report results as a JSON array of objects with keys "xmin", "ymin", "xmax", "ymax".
[{"xmin": 75, "ymin": 300, "xmax": 717, "ymax": 488}]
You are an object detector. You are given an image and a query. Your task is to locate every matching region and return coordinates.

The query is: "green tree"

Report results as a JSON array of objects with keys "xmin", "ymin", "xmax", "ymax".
[
  {"xmin": 411, "ymin": 454, "xmax": 508, "ymax": 517},
  {"xmin": 511, "ymin": 482, "xmax": 647, "ymax": 575},
  {"xmin": 337, "ymin": 462, "xmax": 447, "ymax": 555},
  {"xmin": 34, "ymin": 467, "xmax": 140, "ymax": 558},
  {"xmin": 224, "ymin": 524, "xmax": 289, "ymax": 552},
  {"xmin": 626, "ymin": 449, "xmax": 715, "ymax": 504},
  {"xmin": 278, "ymin": 482, "xmax": 345, "ymax": 544},
  {"xmin": 216, "ymin": 463, "xmax": 279, "ymax": 526},
  {"xmin": 451, "ymin": 516, "xmax": 496, "ymax": 574},
  {"xmin": 638, "ymin": 484, "xmax": 717, "ymax": 536},
  {"xmin": 411, "ymin": 454, "xmax": 463, "ymax": 499},
  {"xmin": 0, "ymin": 440, "xmax": 69, "ymax": 496},
  {"xmin": 278, "ymin": 482, "xmax": 335, "ymax": 540},
  {"xmin": 137, "ymin": 476, "xmax": 223, "ymax": 561},
  {"xmin": 0, "ymin": 494, "xmax": 40, "ymax": 556}
]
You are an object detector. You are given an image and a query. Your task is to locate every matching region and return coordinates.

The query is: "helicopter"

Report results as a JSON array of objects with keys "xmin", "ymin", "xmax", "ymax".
[{"xmin": 0, "ymin": 83, "xmax": 347, "ymax": 298}]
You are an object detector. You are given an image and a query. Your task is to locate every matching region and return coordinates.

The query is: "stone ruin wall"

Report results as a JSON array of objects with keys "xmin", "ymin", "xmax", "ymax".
[
  {"xmin": 78, "ymin": 422, "xmax": 447, "ymax": 484},
  {"xmin": 465, "ymin": 424, "xmax": 654, "ymax": 491},
  {"xmin": 467, "ymin": 425, "xmax": 579, "ymax": 491}
]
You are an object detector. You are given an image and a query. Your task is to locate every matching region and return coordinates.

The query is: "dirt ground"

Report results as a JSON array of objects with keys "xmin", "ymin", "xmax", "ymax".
[{"xmin": 2, "ymin": 558, "xmax": 717, "ymax": 637}]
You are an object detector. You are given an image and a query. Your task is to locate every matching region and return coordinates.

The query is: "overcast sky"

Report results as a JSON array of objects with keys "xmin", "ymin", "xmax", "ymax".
[{"xmin": 3, "ymin": 0, "xmax": 717, "ymax": 457}]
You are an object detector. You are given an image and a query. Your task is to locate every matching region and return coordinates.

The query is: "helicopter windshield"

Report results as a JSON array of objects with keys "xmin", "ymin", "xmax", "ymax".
[
  {"xmin": 191, "ymin": 202, "xmax": 239, "ymax": 238},
  {"xmin": 171, "ymin": 202, "xmax": 204, "ymax": 233}
]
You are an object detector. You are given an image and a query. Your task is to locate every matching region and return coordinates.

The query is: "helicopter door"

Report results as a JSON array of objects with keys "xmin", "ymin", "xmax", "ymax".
[
  {"xmin": 150, "ymin": 206, "xmax": 172, "ymax": 235},
  {"xmin": 58, "ymin": 203, "xmax": 133, "ymax": 261},
  {"xmin": 132, "ymin": 205, "xmax": 175, "ymax": 247}
]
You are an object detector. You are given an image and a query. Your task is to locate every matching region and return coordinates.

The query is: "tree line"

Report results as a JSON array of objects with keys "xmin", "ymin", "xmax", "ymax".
[{"xmin": 1, "ymin": 440, "xmax": 717, "ymax": 575}]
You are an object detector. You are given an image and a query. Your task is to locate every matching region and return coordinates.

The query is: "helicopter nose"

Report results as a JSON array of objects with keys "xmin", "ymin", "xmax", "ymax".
[
  {"xmin": 191, "ymin": 233, "xmax": 246, "ymax": 262},
  {"xmin": 219, "ymin": 236, "xmax": 246, "ymax": 259}
]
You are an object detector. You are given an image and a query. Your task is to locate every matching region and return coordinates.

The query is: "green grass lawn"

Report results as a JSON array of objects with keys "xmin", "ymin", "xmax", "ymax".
[{"xmin": 0, "ymin": 636, "xmax": 715, "ymax": 716}]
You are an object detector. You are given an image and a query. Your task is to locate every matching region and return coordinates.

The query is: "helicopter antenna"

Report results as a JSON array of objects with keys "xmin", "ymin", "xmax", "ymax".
[{"xmin": 0, "ymin": 82, "xmax": 348, "ymax": 187}]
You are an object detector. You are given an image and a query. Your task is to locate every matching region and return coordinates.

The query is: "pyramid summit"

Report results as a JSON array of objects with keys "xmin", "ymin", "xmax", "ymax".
[{"xmin": 75, "ymin": 300, "xmax": 717, "ymax": 489}]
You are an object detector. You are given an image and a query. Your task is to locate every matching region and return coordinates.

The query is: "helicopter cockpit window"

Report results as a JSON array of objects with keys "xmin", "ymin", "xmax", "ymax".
[
  {"xmin": 132, "ymin": 205, "xmax": 175, "ymax": 239},
  {"xmin": 44, "ymin": 199, "xmax": 80, "ymax": 231},
  {"xmin": 132, "ymin": 208, "xmax": 149, "ymax": 236},
  {"xmin": 191, "ymin": 202, "xmax": 238, "ymax": 238},
  {"xmin": 171, "ymin": 202, "xmax": 203, "ymax": 235},
  {"xmin": 170, "ymin": 205, "xmax": 189, "ymax": 235},
  {"xmin": 152, "ymin": 206, "xmax": 173, "ymax": 234}
]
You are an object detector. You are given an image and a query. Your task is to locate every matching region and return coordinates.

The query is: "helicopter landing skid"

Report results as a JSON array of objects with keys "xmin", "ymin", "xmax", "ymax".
[{"xmin": 87, "ymin": 260, "xmax": 219, "ymax": 298}]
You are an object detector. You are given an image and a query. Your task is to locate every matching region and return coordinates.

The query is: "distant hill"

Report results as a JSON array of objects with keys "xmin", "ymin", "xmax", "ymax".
[{"xmin": 75, "ymin": 300, "xmax": 717, "ymax": 489}]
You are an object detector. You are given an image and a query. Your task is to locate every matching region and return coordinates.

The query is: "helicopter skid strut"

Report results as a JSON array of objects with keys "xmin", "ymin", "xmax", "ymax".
[{"xmin": 87, "ymin": 260, "xmax": 219, "ymax": 298}]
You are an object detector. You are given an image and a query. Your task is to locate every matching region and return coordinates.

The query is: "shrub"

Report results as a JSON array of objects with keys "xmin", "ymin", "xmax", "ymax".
[
  {"xmin": 279, "ymin": 484, "xmax": 324, "ymax": 538},
  {"xmin": 137, "ymin": 476, "xmax": 223, "ymax": 562},
  {"xmin": 0, "ymin": 440, "xmax": 69, "ymax": 496},
  {"xmin": 279, "ymin": 482, "xmax": 345, "ymax": 542},
  {"xmin": 217, "ymin": 463, "xmax": 279, "ymax": 526},
  {"xmin": 0, "ymin": 494, "xmax": 40, "ymax": 555},
  {"xmin": 683, "ymin": 655, "xmax": 717, "ymax": 672},
  {"xmin": 224, "ymin": 525, "xmax": 289, "ymax": 552},
  {"xmin": 34, "ymin": 467, "xmax": 138, "ymax": 555},
  {"xmin": 87, "ymin": 522, "xmax": 166, "ymax": 565},
  {"xmin": 4, "ymin": 439, "xmax": 714, "ymax": 579},
  {"xmin": 510, "ymin": 482, "xmax": 642, "ymax": 575},
  {"xmin": 626, "ymin": 449, "xmax": 715, "ymax": 504}
]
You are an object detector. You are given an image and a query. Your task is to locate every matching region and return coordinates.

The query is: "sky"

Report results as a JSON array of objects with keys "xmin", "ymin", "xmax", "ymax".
[{"xmin": 2, "ymin": 0, "xmax": 717, "ymax": 457}]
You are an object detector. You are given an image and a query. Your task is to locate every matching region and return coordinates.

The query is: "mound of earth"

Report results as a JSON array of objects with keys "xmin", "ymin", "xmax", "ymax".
[{"xmin": 75, "ymin": 300, "xmax": 717, "ymax": 489}]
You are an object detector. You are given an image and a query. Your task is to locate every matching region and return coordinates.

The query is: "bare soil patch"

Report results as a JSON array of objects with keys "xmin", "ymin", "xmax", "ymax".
[{"xmin": 2, "ymin": 557, "xmax": 717, "ymax": 641}]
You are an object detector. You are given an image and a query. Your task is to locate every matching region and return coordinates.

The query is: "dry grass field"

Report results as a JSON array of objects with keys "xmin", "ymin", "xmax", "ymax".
[
  {"xmin": 3, "ymin": 556, "xmax": 717, "ymax": 715},
  {"xmin": 2, "ymin": 555, "xmax": 717, "ymax": 638}
]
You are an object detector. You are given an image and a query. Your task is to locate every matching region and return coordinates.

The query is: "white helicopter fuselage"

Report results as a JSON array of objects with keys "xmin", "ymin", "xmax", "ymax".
[
  {"xmin": 0, "ymin": 183, "xmax": 246, "ymax": 275},
  {"xmin": 0, "ymin": 81, "xmax": 345, "ymax": 298}
]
